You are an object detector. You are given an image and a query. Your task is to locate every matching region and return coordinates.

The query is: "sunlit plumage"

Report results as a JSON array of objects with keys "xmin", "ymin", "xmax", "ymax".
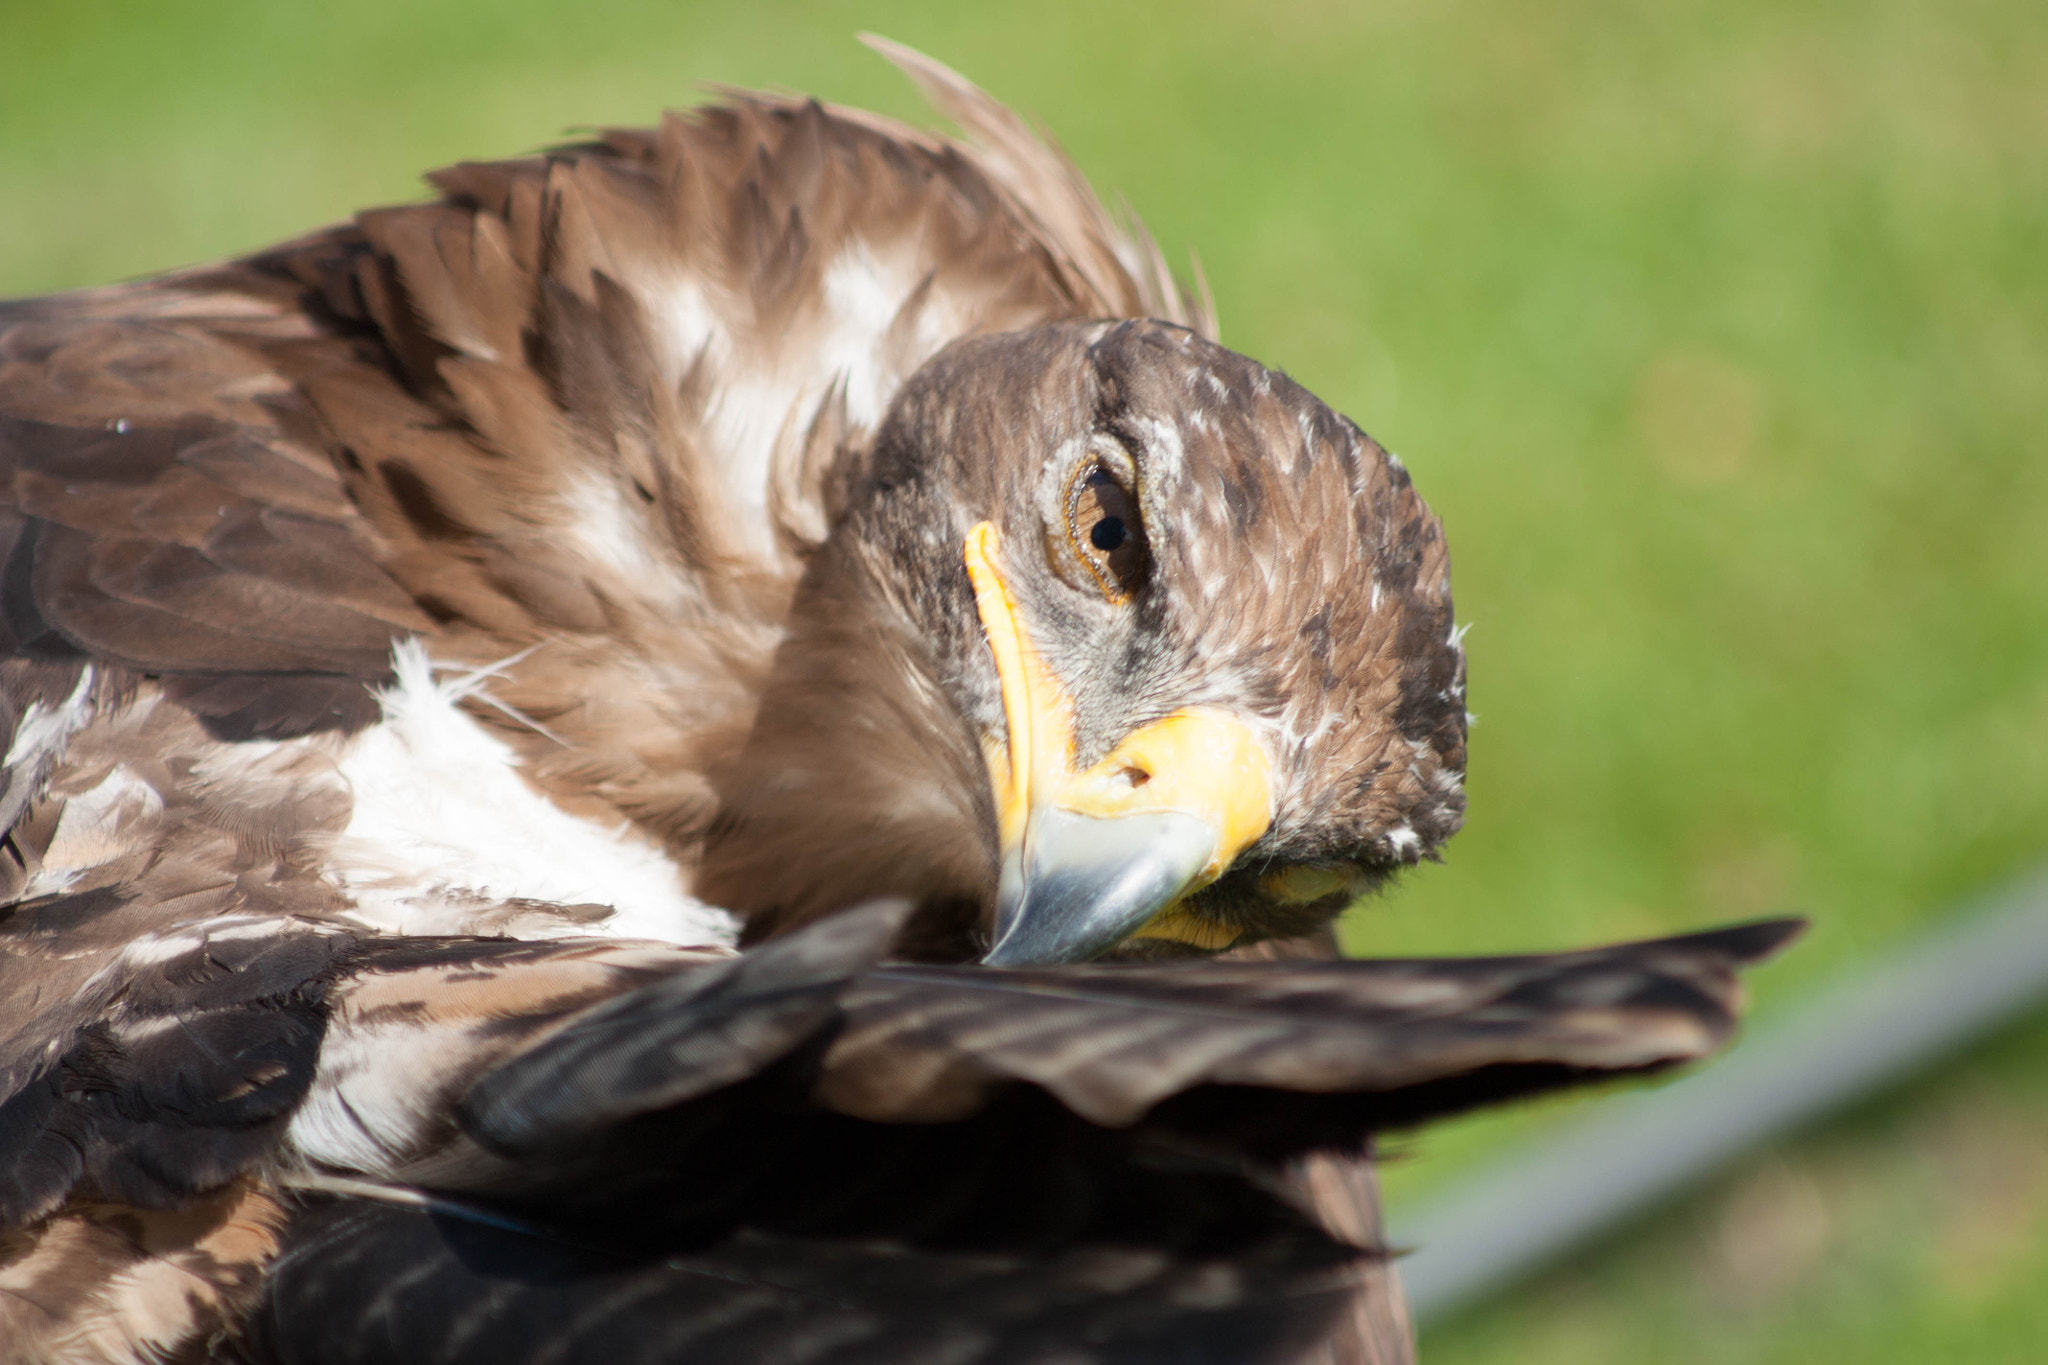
[{"xmin": 0, "ymin": 42, "xmax": 1793, "ymax": 1364}]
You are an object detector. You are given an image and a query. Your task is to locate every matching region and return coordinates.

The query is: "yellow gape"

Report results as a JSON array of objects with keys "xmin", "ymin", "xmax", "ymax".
[{"xmin": 963, "ymin": 521, "xmax": 1274, "ymax": 963}]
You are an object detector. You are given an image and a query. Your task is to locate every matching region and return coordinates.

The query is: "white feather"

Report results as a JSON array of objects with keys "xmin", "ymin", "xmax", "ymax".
[
  {"xmin": 652, "ymin": 242, "xmax": 968, "ymax": 567},
  {"xmin": 4, "ymin": 666, "xmax": 95, "ymax": 768},
  {"xmin": 326, "ymin": 642, "xmax": 736, "ymax": 946},
  {"xmin": 287, "ymin": 1012, "xmax": 450, "ymax": 1173}
]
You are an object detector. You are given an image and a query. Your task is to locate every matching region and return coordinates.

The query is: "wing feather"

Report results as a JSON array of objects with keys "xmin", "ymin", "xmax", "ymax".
[
  {"xmin": 244, "ymin": 1190, "xmax": 1353, "ymax": 1365},
  {"xmin": 0, "ymin": 868, "xmax": 1791, "ymax": 1358},
  {"xmin": 227, "ymin": 916, "xmax": 1794, "ymax": 1365},
  {"xmin": 822, "ymin": 919, "xmax": 1802, "ymax": 1131},
  {"xmin": 0, "ymin": 294, "xmax": 423, "ymax": 755}
]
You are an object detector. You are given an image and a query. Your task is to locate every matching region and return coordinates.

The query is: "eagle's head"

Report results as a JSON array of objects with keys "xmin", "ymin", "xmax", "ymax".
[{"xmin": 702, "ymin": 319, "xmax": 1466, "ymax": 964}]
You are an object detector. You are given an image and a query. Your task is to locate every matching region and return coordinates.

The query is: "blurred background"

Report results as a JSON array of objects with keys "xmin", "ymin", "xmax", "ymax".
[{"xmin": 5, "ymin": 0, "xmax": 2044, "ymax": 1358}]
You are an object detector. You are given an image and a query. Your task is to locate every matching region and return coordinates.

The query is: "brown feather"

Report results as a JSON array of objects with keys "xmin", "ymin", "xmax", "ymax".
[
  {"xmin": 813, "ymin": 921, "xmax": 1794, "ymax": 1129},
  {"xmin": 0, "ymin": 1182, "xmax": 285, "ymax": 1365}
]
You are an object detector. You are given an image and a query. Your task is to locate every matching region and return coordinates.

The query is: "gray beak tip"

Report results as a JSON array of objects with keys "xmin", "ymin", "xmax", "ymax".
[{"xmin": 979, "ymin": 807, "xmax": 1218, "ymax": 968}]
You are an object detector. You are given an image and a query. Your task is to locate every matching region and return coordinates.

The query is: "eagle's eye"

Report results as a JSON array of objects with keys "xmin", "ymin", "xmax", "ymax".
[{"xmin": 1063, "ymin": 461, "xmax": 1149, "ymax": 602}]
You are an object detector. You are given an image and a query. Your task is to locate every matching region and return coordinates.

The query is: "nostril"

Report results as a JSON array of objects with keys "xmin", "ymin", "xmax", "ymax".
[{"xmin": 1120, "ymin": 765, "xmax": 1152, "ymax": 788}]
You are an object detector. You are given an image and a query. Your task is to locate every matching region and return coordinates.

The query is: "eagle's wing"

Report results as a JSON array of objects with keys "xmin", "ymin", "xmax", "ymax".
[
  {"xmin": 220, "ymin": 913, "xmax": 1795, "ymax": 1365},
  {"xmin": 0, "ymin": 868, "xmax": 1793, "ymax": 1361},
  {"xmin": 0, "ymin": 266, "xmax": 436, "ymax": 764}
]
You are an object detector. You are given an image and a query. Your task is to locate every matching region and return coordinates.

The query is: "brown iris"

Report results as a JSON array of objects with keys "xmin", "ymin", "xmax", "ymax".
[{"xmin": 1063, "ymin": 461, "xmax": 1149, "ymax": 601}]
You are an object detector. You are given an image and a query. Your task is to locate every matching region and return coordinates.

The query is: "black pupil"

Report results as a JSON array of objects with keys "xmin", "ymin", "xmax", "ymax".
[{"xmin": 1090, "ymin": 516, "xmax": 1126, "ymax": 552}]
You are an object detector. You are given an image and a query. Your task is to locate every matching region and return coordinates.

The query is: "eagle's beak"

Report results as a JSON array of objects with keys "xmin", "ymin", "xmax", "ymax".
[{"xmin": 964, "ymin": 523, "xmax": 1274, "ymax": 966}]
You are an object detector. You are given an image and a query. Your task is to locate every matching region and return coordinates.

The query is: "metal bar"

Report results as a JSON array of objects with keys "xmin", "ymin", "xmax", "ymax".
[{"xmin": 1391, "ymin": 865, "xmax": 2048, "ymax": 1323}]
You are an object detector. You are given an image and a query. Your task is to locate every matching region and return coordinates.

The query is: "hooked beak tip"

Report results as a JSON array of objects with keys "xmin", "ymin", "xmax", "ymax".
[{"xmin": 978, "ymin": 807, "xmax": 1218, "ymax": 967}]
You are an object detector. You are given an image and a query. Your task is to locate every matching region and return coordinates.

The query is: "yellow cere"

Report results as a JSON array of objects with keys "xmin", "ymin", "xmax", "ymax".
[{"xmin": 1070, "ymin": 708, "xmax": 1275, "ymax": 885}]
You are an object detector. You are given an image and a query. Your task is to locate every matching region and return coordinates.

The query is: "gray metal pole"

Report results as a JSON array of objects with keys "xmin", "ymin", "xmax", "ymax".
[{"xmin": 1392, "ymin": 864, "xmax": 2048, "ymax": 1323}]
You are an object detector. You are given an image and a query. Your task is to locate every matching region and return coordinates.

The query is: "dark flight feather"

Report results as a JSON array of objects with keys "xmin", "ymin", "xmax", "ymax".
[
  {"xmin": 241, "ymin": 1187, "xmax": 1356, "ymax": 1365},
  {"xmin": 816, "ymin": 918, "xmax": 1799, "ymax": 1130}
]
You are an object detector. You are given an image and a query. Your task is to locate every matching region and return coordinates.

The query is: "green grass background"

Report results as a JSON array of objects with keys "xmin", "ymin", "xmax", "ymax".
[{"xmin": 5, "ymin": 0, "xmax": 2045, "ymax": 1357}]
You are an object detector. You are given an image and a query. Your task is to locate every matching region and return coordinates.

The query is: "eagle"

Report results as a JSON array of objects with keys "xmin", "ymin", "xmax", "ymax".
[{"xmin": 0, "ymin": 40, "xmax": 1798, "ymax": 1365}]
